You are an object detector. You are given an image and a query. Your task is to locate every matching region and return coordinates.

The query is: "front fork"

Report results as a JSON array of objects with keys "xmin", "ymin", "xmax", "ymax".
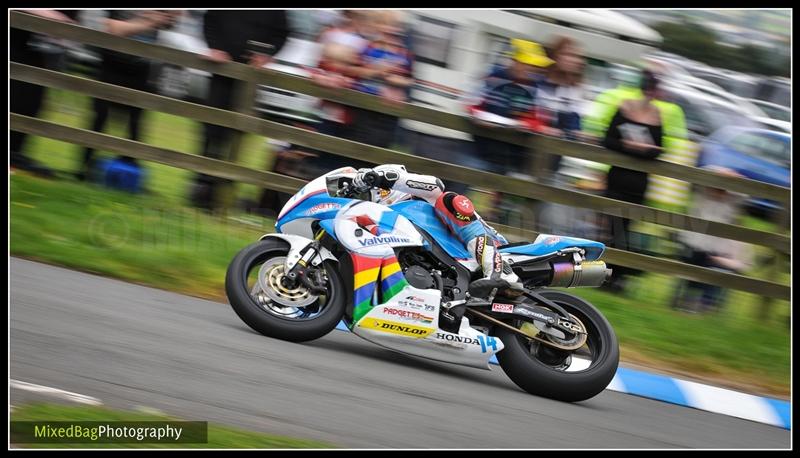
[{"xmin": 283, "ymin": 229, "xmax": 329, "ymax": 295}]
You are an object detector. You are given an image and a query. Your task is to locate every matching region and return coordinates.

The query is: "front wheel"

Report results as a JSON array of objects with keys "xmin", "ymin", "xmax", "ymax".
[
  {"xmin": 495, "ymin": 290, "xmax": 619, "ymax": 402},
  {"xmin": 225, "ymin": 239, "xmax": 346, "ymax": 342}
]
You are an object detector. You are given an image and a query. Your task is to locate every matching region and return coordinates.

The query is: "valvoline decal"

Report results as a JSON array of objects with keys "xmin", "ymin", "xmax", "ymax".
[{"xmin": 358, "ymin": 235, "xmax": 411, "ymax": 247}]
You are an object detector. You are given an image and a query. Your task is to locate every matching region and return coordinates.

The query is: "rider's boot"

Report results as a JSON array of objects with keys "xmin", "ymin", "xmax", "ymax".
[
  {"xmin": 468, "ymin": 271, "xmax": 524, "ymax": 299},
  {"xmin": 466, "ymin": 235, "xmax": 524, "ymax": 299}
]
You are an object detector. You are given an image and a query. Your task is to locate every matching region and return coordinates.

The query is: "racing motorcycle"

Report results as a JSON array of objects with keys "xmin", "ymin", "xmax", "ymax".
[{"xmin": 226, "ymin": 167, "xmax": 619, "ymax": 402}]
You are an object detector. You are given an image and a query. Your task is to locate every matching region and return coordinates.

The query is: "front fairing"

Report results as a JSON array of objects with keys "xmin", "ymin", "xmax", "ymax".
[{"xmin": 276, "ymin": 167, "xmax": 358, "ymax": 234}]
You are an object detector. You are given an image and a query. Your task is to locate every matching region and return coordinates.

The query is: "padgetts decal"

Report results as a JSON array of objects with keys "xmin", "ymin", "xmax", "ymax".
[
  {"xmin": 382, "ymin": 307, "xmax": 434, "ymax": 324},
  {"xmin": 305, "ymin": 202, "xmax": 341, "ymax": 216}
]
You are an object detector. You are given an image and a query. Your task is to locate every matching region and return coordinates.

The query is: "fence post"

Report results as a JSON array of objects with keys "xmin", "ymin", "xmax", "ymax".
[
  {"xmin": 757, "ymin": 206, "xmax": 790, "ymax": 322},
  {"xmin": 758, "ymin": 250, "xmax": 781, "ymax": 321},
  {"xmin": 521, "ymin": 136, "xmax": 553, "ymax": 233},
  {"xmin": 215, "ymin": 72, "xmax": 259, "ymax": 212}
]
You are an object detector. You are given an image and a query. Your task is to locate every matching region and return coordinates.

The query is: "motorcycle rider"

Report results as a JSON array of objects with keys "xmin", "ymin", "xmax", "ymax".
[{"xmin": 346, "ymin": 164, "xmax": 524, "ymax": 299}]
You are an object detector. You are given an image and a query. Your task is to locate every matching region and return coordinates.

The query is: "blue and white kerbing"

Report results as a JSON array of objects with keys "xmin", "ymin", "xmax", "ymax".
[{"xmin": 606, "ymin": 367, "xmax": 790, "ymax": 430}]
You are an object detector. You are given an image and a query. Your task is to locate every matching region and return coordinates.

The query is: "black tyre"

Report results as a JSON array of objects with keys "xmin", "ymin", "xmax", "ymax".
[
  {"xmin": 495, "ymin": 290, "xmax": 619, "ymax": 402},
  {"xmin": 225, "ymin": 239, "xmax": 346, "ymax": 342}
]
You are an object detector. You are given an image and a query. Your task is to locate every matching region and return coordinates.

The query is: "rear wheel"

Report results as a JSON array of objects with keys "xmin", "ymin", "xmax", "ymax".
[
  {"xmin": 495, "ymin": 290, "xmax": 619, "ymax": 402},
  {"xmin": 225, "ymin": 239, "xmax": 345, "ymax": 342}
]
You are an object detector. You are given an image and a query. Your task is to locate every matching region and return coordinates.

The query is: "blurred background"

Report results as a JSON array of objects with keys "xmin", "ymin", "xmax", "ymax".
[{"xmin": 10, "ymin": 9, "xmax": 791, "ymax": 397}]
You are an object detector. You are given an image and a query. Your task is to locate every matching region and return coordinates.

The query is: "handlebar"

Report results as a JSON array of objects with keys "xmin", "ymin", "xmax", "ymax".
[
  {"xmin": 362, "ymin": 170, "xmax": 379, "ymax": 187},
  {"xmin": 333, "ymin": 171, "xmax": 384, "ymax": 198}
]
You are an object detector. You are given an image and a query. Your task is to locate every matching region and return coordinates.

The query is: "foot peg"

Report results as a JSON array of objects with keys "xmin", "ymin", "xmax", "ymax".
[
  {"xmin": 439, "ymin": 303, "xmax": 466, "ymax": 334},
  {"xmin": 468, "ymin": 278, "xmax": 524, "ymax": 299},
  {"xmin": 468, "ymin": 278, "xmax": 507, "ymax": 299}
]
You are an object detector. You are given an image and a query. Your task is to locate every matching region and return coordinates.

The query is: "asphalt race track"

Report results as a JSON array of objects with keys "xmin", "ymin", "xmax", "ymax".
[{"xmin": 10, "ymin": 258, "xmax": 790, "ymax": 448}]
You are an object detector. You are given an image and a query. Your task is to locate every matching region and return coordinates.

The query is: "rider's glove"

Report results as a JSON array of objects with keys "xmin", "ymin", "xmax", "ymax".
[
  {"xmin": 352, "ymin": 168, "xmax": 399, "ymax": 192},
  {"xmin": 351, "ymin": 169, "xmax": 375, "ymax": 192}
]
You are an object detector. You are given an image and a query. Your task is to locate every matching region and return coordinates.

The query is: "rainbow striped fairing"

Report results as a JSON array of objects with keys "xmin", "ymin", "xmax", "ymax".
[{"xmin": 350, "ymin": 253, "xmax": 409, "ymax": 325}]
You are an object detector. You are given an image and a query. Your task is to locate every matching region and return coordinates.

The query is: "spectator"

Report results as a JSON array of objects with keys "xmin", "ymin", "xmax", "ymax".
[
  {"xmin": 468, "ymin": 39, "xmax": 555, "ymax": 177},
  {"xmin": 78, "ymin": 10, "xmax": 180, "ymax": 182},
  {"xmin": 641, "ymin": 58, "xmax": 693, "ymax": 214},
  {"xmin": 583, "ymin": 63, "xmax": 692, "ymax": 211},
  {"xmin": 254, "ymin": 11, "xmax": 371, "ymax": 217},
  {"xmin": 190, "ymin": 10, "xmax": 289, "ymax": 210},
  {"xmin": 582, "ymin": 63, "xmax": 643, "ymax": 139},
  {"xmin": 311, "ymin": 10, "xmax": 373, "ymax": 153},
  {"xmin": 539, "ymin": 36, "xmax": 586, "ymax": 137},
  {"xmin": 352, "ymin": 11, "xmax": 414, "ymax": 103},
  {"xmin": 673, "ymin": 166, "xmax": 752, "ymax": 313},
  {"xmin": 537, "ymin": 36, "xmax": 588, "ymax": 172},
  {"xmin": 601, "ymin": 69, "xmax": 664, "ymax": 292},
  {"xmin": 583, "ymin": 63, "xmax": 691, "ymax": 263},
  {"xmin": 348, "ymin": 10, "xmax": 414, "ymax": 149},
  {"xmin": 10, "ymin": 9, "xmax": 79, "ymax": 178},
  {"xmin": 466, "ymin": 39, "xmax": 553, "ymax": 223}
]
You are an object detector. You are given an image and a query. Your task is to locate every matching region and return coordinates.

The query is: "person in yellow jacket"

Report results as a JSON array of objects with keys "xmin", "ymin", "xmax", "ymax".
[
  {"xmin": 583, "ymin": 64, "xmax": 643, "ymax": 138},
  {"xmin": 583, "ymin": 65, "xmax": 697, "ymax": 213},
  {"xmin": 585, "ymin": 65, "xmax": 688, "ymax": 145},
  {"xmin": 581, "ymin": 65, "xmax": 698, "ymax": 293}
]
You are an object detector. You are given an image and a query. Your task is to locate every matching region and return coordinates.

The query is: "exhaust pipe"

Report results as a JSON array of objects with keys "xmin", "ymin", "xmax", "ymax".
[{"xmin": 549, "ymin": 260, "xmax": 611, "ymax": 288}]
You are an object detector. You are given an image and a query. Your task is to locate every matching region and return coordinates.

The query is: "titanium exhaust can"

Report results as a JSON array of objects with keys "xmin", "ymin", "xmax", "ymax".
[{"xmin": 550, "ymin": 260, "xmax": 611, "ymax": 288}]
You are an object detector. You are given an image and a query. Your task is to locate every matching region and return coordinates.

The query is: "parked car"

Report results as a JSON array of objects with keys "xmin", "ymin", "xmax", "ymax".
[
  {"xmin": 747, "ymin": 99, "xmax": 791, "ymax": 122},
  {"xmin": 688, "ymin": 67, "xmax": 760, "ymax": 100},
  {"xmin": 697, "ymin": 126, "xmax": 790, "ymax": 217},
  {"xmin": 659, "ymin": 82, "xmax": 763, "ymax": 141},
  {"xmin": 665, "ymin": 79, "xmax": 789, "ymax": 134},
  {"xmin": 645, "ymin": 56, "xmax": 724, "ymax": 93},
  {"xmin": 753, "ymin": 77, "xmax": 790, "ymax": 108},
  {"xmin": 670, "ymin": 78, "xmax": 767, "ymax": 120},
  {"xmin": 753, "ymin": 117, "xmax": 791, "ymax": 135},
  {"xmin": 155, "ymin": 12, "xmax": 323, "ymax": 125}
]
